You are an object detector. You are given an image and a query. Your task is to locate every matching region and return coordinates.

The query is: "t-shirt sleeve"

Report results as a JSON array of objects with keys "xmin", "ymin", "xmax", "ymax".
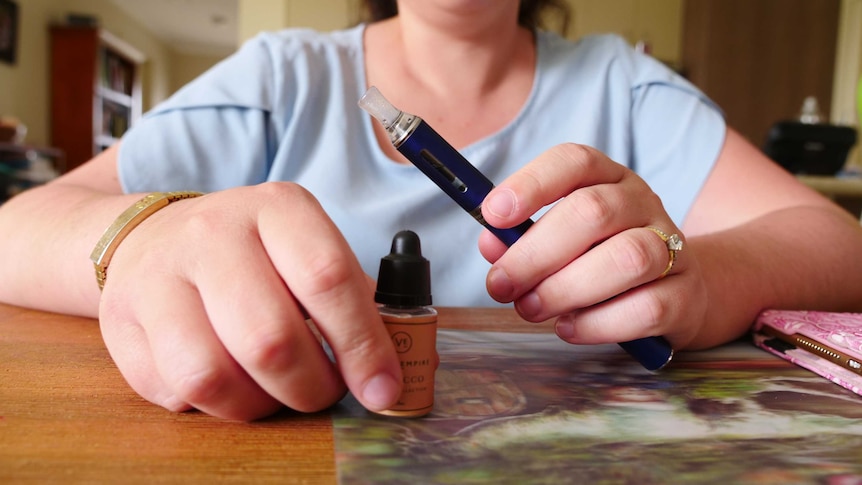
[
  {"xmin": 118, "ymin": 33, "xmax": 282, "ymax": 194},
  {"xmin": 628, "ymin": 54, "xmax": 726, "ymax": 226}
]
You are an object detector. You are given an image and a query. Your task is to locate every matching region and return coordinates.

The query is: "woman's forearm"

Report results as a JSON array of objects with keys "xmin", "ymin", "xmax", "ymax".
[
  {"xmin": 688, "ymin": 204, "xmax": 862, "ymax": 349},
  {"xmin": 0, "ymin": 182, "xmax": 140, "ymax": 317}
]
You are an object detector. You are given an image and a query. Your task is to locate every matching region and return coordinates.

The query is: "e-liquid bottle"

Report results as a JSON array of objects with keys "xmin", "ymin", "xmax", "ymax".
[{"xmin": 374, "ymin": 230, "xmax": 437, "ymax": 417}]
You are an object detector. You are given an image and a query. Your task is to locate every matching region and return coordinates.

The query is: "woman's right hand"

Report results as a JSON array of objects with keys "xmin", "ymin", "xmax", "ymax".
[{"xmin": 97, "ymin": 182, "xmax": 402, "ymax": 420}]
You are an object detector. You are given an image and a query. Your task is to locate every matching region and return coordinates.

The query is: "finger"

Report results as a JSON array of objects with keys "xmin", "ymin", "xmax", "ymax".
[
  {"xmin": 481, "ymin": 143, "xmax": 629, "ymax": 228},
  {"xmin": 195, "ymin": 223, "xmax": 349, "ymax": 413},
  {"xmin": 486, "ymin": 180, "xmax": 658, "ymax": 303},
  {"xmin": 477, "ymin": 229, "xmax": 508, "ymax": 263},
  {"xmin": 512, "ymin": 227, "xmax": 687, "ymax": 321},
  {"xmin": 134, "ymin": 278, "xmax": 283, "ymax": 421},
  {"xmin": 258, "ymin": 184, "xmax": 402, "ymax": 412},
  {"xmin": 98, "ymin": 310, "xmax": 191, "ymax": 413},
  {"xmin": 553, "ymin": 265, "xmax": 704, "ymax": 347}
]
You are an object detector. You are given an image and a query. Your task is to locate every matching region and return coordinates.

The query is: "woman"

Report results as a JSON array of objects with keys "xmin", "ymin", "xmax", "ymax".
[{"xmin": 0, "ymin": 0, "xmax": 860, "ymax": 420}]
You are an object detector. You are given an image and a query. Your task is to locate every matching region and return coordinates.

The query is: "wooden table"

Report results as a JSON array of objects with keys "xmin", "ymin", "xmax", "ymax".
[
  {"xmin": 5, "ymin": 303, "xmax": 862, "ymax": 483},
  {"xmin": 0, "ymin": 303, "xmax": 550, "ymax": 483}
]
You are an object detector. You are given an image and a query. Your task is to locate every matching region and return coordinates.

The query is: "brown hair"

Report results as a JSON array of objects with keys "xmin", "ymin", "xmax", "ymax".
[{"xmin": 359, "ymin": 0, "xmax": 571, "ymax": 34}]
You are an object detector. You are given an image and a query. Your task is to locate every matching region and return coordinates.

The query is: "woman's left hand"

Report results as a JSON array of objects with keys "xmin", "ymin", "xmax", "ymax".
[{"xmin": 478, "ymin": 143, "xmax": 707, "ymax": 349}]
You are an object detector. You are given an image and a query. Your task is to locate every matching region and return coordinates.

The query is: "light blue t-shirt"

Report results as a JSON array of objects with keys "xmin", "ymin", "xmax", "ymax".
[{"xmin": 119, "ymin": 24, "xmax": 725, "ymax": 307}]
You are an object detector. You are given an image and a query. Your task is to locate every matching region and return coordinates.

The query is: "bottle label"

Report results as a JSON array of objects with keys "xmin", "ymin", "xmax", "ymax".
[{"xmin": 380, "ymin": 314, "xmax": 437, "ymax": 417}]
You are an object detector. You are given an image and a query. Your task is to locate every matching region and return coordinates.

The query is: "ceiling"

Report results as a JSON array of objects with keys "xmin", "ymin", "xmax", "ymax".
[{"xmin": 107, "ymin": 0, "xmax": 238, "ymax": 56}]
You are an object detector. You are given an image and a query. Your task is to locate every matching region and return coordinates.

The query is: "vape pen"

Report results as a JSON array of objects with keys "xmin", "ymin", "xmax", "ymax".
[{"xmin": 358, "ymin": 86, "xmax": 673, "ymax": 371}]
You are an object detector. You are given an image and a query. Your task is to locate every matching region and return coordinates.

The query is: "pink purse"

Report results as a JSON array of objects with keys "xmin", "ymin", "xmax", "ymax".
[{"xmin": 753, "ymin": 310, "xmax": 862, "ymax": 396}]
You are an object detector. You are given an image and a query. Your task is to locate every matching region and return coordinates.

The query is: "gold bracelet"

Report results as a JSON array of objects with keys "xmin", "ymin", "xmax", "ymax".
[{"xmin": 89, "ymin": 191, "xmax": 204, "ymax": 290}]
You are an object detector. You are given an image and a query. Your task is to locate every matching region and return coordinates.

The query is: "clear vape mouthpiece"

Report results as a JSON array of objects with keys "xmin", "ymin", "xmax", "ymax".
[{"xmin": 358, "ymin": 86, "xmax": 420, "ymax": 146}]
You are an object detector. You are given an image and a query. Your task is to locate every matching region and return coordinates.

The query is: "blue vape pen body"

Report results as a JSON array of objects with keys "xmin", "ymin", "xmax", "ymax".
[
  {"xmin": 359, "ymin": 87, "xmax": 673, "ymax": 371},
  {"xmin": 395, "ymin": 121, "xmax": 534, "ymax": 247}
]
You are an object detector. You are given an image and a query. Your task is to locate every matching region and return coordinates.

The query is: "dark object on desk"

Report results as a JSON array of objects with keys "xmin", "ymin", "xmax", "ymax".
[
  {"xmin": 763, "ymin": 121, "xmax": 857, "ymax": 175},
  {"xmin": 0, "ymin": 143, "xmax": 64, "ymax": 203}
]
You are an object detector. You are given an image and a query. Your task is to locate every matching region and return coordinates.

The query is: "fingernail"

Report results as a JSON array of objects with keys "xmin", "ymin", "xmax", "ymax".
[
  {"xmin": 487, "ymin": 266, "xmax": 515, "ymax": 301},
  {"xmin": 361, "ymin": 373, "xmax": 400, "ymax": 410},
  {"xmin": 556, "ymin": 319, "xmax": 575, "ymax": 340},
  {"xmin": 516, "ymin": 291, "xmax": 541, "ymax": 319},
  {"xmin": 485, "ymin": 189, "xmax": 516, "ymax": 218}
]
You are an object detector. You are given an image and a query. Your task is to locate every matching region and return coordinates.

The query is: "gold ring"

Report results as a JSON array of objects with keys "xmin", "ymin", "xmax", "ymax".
[{"xmin": 645, "ymin": 226, "xmax": 684, "ymax": 278}]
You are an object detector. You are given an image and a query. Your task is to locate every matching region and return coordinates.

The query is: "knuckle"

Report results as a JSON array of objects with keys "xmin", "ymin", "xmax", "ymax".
[
  {"xmin": 258, "ymin": 181, "xmax": 318, "ymax": 208},
  {"xmin": 243, "ymin": 325, "xmax": 303, "ymax": 372},
  {"xmin": 633, "ymin": 293, "xmax": 671, "ymax": 335},
  {"xmin": 611, "ymin": 235, "xmax": 653, "ymax": 277},
  {"xmin": 182, "ymin": 205, "xmax": 228, "ymax": 236},
  {"xmin": 335, "ymin": 322, "xmax": 391, "ymax": 369},
  {"xmin": 569, "ymin": 188, "xmax": 614, "ymax": 227},
  {"xmin": 188, "ymin": 183, "xmax": 316, "ymax": 233},
  {"xmin": 515, "ymin": 165, "xmax": 546, "ymax": 202},
  {"xmin": 619, "ymin": 171, "xmax": 663, "ymax": 209},
  {"xmin": 340, "ymin": 326, "xmax": 381, "ymax": 360},
  {"xmin": 639, "ymin": 187, "xmax": 664, "ymax": 210},
  {"xmin": 555, "ymin": 142, "xmax": 595, "ymax": 170},
  {"xmin": 298, "ymin": 251, "xmax": 355, "ymax": 301},
  {"xmin": 506, "ymin": 236, "xmax": 542, "ymax": 279},
  {"xmin": 170, "ymin": 365, "xmax": 227, "ymax": 405}
]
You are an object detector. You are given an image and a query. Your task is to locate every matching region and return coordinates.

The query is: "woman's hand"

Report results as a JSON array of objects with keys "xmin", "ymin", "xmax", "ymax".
[
  {"xmin": 97, "ymin": 182, "xmax": 401, "ymax": 421},
  {"xmin": 478, "ymin": 143, "xmax": 708, "ymax": 349}
]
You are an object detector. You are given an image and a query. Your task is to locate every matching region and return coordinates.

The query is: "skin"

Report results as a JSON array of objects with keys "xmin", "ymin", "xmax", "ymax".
[
  {"xmin": 478, "ymin": 133, "xmax": 862, "ymax": 350},
  {"xmin": 1, "ymin": 0, "xmax": 862, "ymax": 420}
]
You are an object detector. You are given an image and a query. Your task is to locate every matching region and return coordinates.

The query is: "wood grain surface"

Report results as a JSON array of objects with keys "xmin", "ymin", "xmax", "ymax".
[{"xmin": 0, "ymin": 303, "xmax": 545, "ymax": 483}]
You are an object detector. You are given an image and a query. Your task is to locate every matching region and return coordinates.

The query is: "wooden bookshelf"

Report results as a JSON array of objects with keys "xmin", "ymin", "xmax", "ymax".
[{"xmin": 50, "ymin": 26, "xmax": 145, "ymax": 172}]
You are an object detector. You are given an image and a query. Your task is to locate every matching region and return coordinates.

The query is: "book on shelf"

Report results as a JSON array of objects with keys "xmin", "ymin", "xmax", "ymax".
[
  {"xmin": 99, "ymin": 49, "xmax": 134, "ymax": 95},
  {"xmin": 101, "ymin": 100, "xmax": 130, "ymax": 139}
]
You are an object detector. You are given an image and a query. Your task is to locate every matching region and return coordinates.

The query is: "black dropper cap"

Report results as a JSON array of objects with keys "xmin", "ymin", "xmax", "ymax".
[{"xmin": 375, "ymin": 230, "xmax": 432, "ymax": 307}]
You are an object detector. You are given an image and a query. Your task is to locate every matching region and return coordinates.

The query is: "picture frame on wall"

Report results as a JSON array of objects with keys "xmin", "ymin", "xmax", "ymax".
[{"xmin": 0, "ymin": 0, "xmax": 19, "ymax": 65}]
